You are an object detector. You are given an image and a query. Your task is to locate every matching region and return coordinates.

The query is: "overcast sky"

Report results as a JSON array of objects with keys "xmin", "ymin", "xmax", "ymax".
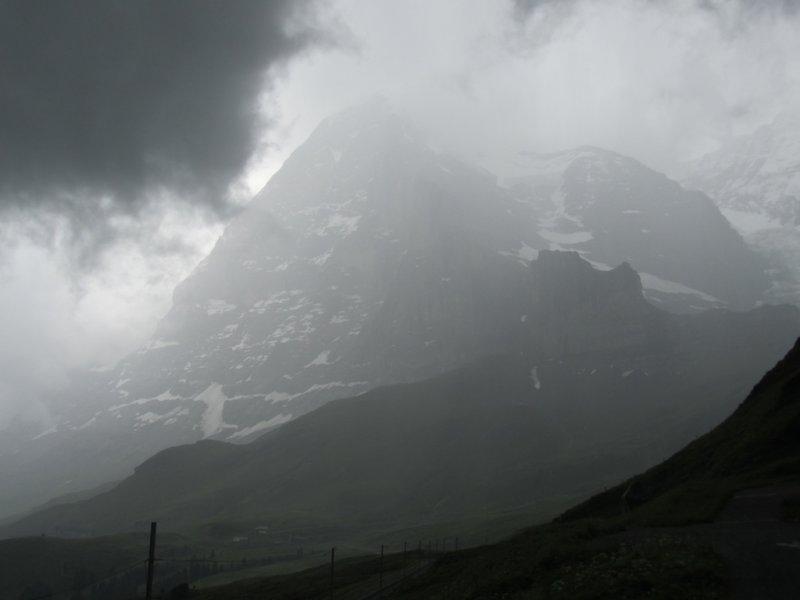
[{"xmin": 1, "ymin": 0, "xmax": 799, "ymax": 429}]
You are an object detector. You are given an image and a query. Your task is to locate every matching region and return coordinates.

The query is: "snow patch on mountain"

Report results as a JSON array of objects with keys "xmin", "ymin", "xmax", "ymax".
[
  {"xmin": 530, "ymin": 366, "xmax": 541, "ymax": 390},
  {"xmin": 638, "ymin": 272, "xmax": 722, "ymax": 304},
  {"xmin": 196, "ymin": 384, "xmax": 231, "ymax": 438},
  {"xmin": 721, "ymin": 208, "xmax": 783, "ymax": 237},
  {"xmin": 315, "ymin": 214, "xmax": 361, "ymax": 237},
  {"xmin": 137, "ymin": 407, "xmax": 188, "ymax": 426},
  {"xmin": 305, "ymin": 351, "xmax": 332, "ymax": 367},
  {"xmin": 147, "ymin": 339, "xmax": 179, "ymax": 350},
  {"xmin": 228, "ymin": 413, "xmax": 293, "ymax": 440},
  {"xmin": 684, "ymin": 113, "xmax": 800, "ymax": 304},
  {"xmin": 109, "ymin": 389, "xmax": 184, "ymax": 412},
  {"xmin": 263, "ymin": 380, "xmax": 369, "ymax": 406},
  {"xmin": 310, "ymin": 250, "xmax": 333, "ymax": 265},
  {"xmin": 264, "ymin": 391, "xmax": 295, "ymax": 404},
  {"xmin": 499, "ymin": 242, "xmax": 539, "ymax": 263},
  {"xmin": 77, "ymin": 416, "xmax": 97, "ymax": 430},
  {"xmin": 31, "ymin": 426, "xmax": 58, "ymax": 441},
  {"xmin": 538, "ymin": 229, "xmax": 593, "ymax": 246},
  {"xmin": 206, "ymin": 299, "xmax": 237, "ymax": 315}
]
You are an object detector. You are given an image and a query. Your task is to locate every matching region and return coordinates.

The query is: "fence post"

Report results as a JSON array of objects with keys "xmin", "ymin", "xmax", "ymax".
[
  {"xmin": 380, "ymin": 544, "xmax": 385, "ymax": 595},
  {"xmin": 145, "ymin": 522, "xmax": 157, "ymax": 600},
  {"xmin": 330, "ymin": 546, "xmax": 335, "ymax": 600}
]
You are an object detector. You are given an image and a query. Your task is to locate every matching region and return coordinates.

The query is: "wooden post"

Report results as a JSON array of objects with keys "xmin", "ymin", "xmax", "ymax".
[
  {"xmin": 379, "ymin": 544, "xmax": 384, "ymax": 596},
  {"xmin": 402, "ymin": 541, "xmax": 407, "ymax": 579},
  {"xmin": 145, "ymin": 522, "xmax": 157, "ymax": 600},
  {"xmin": 330, "ymin": 546, "xmax": 335, "ymax": 600}
]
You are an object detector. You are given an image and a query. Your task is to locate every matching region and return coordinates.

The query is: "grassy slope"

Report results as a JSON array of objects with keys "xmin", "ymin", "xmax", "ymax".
[
  {"xmin": 0, "ymin": 533, "xmax": 150, "ymax": 599},
  {"xmin": 560, "ymin": 336, "xmax": 800, "ymax": 525}
]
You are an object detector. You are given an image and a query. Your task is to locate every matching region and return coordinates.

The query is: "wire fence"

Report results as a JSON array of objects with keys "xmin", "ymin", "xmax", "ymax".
[
  {"xmin": 11, "ymin": 527, "xmax": 474, "ymax": 600},
  {"xmin": 21, "ymin": 559, "xmax": 147, "ymax": 600}
]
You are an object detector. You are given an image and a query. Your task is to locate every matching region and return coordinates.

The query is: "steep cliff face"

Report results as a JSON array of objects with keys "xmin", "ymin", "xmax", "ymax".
[
  {"xmin": 685, "ymin": 113, "xmax": 800, "ymax": 228},
  {"xmin": 53, "ymin": 101, "xmax": 534, "ymax": 442},
  {"xmin": 527, "ymin": 250, "xmax": 667, "ymax": 357}
]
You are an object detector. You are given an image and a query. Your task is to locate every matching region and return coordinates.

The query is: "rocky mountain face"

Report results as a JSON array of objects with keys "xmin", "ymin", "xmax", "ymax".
[
  {"xmin": 685, "ymin": 113, "xmax": 800, "ymax": 227},
  {"xmin": 684, "ymin": 113, "xmax": 800, "ymax": 305},
  {"xmin": 4, "ymin": 252, "xmax": 798, "ymax": 539},
  {"xmin": 69, "ymin": 102, "xmax": 538, "ymax": 436},
  {"xmin": 0, "ymin": 101, "xmax": 535, "ymax": 517},
  {"xmin": 0, "ymin": 102, "xmax": 784, "ymax": 519},
  {"xmin": 502, "ymin": 147, "xmax": 770, "ymax": 312}
]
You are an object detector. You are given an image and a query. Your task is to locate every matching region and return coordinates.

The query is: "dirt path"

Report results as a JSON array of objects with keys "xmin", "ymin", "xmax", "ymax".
[{"xmin": 700, "ymin": 483, "xmax": 800, "ymax": 600}]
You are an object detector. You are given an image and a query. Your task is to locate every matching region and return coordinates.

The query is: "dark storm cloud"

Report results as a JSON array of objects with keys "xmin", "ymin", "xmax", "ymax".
[{"xmin": 0, "ymin": 0, "xmax": 327, "ymax": 211}]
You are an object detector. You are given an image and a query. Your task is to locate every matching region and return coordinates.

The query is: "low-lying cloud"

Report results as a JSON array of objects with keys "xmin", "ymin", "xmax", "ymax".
[
  {"xmin": 0, "ymin": 200, "xmax": 224, "ymax": 429},
  {"xmin": 0, "ymin": 0, "xmax": 337, "ymax": 429},
  {"xmin": 265, "ymin": 0, "xmax": 800, "ymax": 177}
]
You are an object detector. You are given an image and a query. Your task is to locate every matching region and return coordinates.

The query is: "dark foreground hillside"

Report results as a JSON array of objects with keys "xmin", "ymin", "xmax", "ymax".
[{"xmin": 190, "ymin": 337, "xmax": 800, "ymax": 600}]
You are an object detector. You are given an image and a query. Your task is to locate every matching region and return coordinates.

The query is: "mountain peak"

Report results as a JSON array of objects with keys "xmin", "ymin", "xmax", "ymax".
[
  {"xmin": 325, "ymin": 94, "xmax": 395, "ymax": 124},
  {"xmin": 685, "ymin": 114, "xmax": 800, "ymax": 228},
  {"xmin": 301, "ymin": 95, "xmax": 421, "ymax": 154},
  {"xmin": 526, "ymin": 251, "xmax": 662, "ymax": 357},
  {"xmin": 530, "ymin": 250, "xmax": 644, "ymax": 305}
]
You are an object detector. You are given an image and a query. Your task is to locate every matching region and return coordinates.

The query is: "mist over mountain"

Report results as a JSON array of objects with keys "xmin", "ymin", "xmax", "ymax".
[
  {"xmin": 503, "ymin": 147, "xmax": 769, "ymax": 311},
  {"xmin": 685, "ymin": 113, "xmax": 800, "ymax": 305},
  {"xmin": 686, "ymin": 113, "xmax": 800, "ymax": 228},
  {"xmin": 0, "ymin": 102, "xmax": 793, "ymax": 521},
  {"xmin": 4, "ymin": 249, "xmax": 797, "ymax": 540}
]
